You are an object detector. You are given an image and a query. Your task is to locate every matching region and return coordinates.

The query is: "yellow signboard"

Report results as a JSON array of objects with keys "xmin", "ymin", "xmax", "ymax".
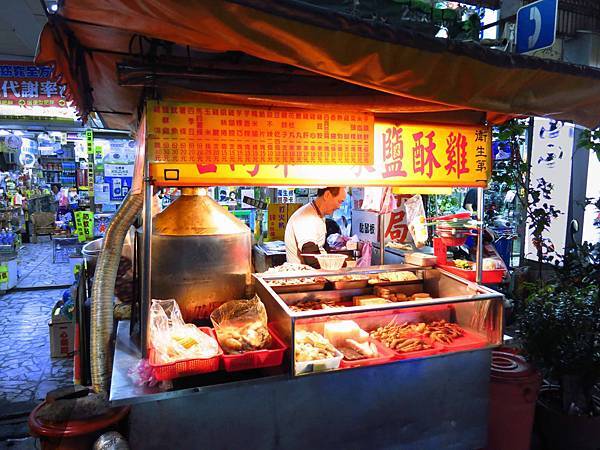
[
  {"xmin": 146, "ymin": 101, "xmax": 374, "ymax": 166},
  {"xmin": 149, "ymin": 121, "xmax": 491, "ymax": 188},
  {"xmin": 267, "ymin": 203, "xmax": 302, "ymax": 240}
]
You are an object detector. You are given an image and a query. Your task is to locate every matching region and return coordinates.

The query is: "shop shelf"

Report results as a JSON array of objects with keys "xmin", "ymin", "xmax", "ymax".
[
  {"xmin": 439, "ymin": 263, "xmax": 505, "ymax": 284},
  {"xmin": 339, "ymin": 339, "xmax": 396, "ymax": 369},
  {"xmin": 221, "ymin": 326, "xmax": 287, "ymax": 372},
  {"xmin": 148, "ymin": 327, "xmax": 222, "ymax": 381}
]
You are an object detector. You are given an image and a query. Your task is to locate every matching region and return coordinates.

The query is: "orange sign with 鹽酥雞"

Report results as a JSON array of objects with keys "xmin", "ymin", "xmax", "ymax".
[
  {"xmin": 149, "ymin": 121, "xmax": 491, "ymax": 188},
  {"xmin": 147, "ymin": 101, "xmax": 374, "ymax": 166}
]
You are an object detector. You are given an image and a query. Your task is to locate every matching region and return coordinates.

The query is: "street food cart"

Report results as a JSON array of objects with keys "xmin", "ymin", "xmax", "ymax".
[
  {"xmin": 106, "ymin": 99, "xmax": 502, "ymax": 450},
  {"xmin": 34, "ymin": 1, "xmax": 600, "ymax": 449}
]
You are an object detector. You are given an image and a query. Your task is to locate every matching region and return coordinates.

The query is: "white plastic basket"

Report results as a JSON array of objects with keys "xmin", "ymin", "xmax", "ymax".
[{"xmin": 314, "ymin": 254, "xmax": 347, "ymax": 270}]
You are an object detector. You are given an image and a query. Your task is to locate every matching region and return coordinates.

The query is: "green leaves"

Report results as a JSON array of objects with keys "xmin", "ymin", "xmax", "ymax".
[
  {"xmin": 578, "ymin": 128, "xmax": 600, "ymax": 163},
  {"xmin": 517, "ymin": 285, "xmax": 600, "ymax": 400},
  {"xmin": 516, "ymin": 240, "xmax": 600, "ymax": 415}
]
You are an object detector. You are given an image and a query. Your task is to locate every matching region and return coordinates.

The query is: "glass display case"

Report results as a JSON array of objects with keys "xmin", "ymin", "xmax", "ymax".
[{"xmin": 254, "ymin": 264, "xmax": 503, "ymax": 376}]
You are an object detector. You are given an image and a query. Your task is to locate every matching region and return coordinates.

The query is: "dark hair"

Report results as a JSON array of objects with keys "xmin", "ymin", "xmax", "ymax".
[{"xmin": 317, "ymin": 187, "xmax": 341, "ymax": 197}]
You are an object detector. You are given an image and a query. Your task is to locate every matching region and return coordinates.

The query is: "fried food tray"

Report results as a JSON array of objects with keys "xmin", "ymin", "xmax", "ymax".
[
  {"xmin": 270, "ymin": 281, "xmax": 326, "ymax": 293},
  {"xmin": 327, "ymin": 278, "xmax": 369, "ymax": 290}
]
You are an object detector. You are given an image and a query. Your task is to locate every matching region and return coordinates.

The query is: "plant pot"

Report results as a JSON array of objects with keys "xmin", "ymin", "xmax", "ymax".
[
  {"xmin": 535, "ymin": 388, "xmax": 600, "ymax": 450},
  {"xmin": 487, "ymin": 350, "xmax": 541, "ymax": 450}
]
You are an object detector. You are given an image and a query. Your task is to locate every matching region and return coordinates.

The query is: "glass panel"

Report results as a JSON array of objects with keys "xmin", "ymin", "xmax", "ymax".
[{"xmin": 293, "ymin": 298, "xmax": 502, "ymax": 376}]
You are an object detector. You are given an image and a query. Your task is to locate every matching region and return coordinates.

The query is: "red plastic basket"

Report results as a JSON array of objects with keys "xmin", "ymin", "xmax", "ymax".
[
  {"xmin": 149, "ymin": 327, "xmax": 222, "ymax": 381},
  {"xmin": 339, "ymin": 339, "xmax": 397, "ymax": 369},
  {"xmin": 440, "ymin": 263, "xmax": 505, "ymax": 284},
  {"xmin": 221, "ymin": 326, "xmax": 287, "ymax": 372}
]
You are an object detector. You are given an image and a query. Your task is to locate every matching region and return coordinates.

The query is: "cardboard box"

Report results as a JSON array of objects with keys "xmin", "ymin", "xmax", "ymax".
[{"xmin": 49, "ymin": 303, "xmax": 74, "ymax": 358}]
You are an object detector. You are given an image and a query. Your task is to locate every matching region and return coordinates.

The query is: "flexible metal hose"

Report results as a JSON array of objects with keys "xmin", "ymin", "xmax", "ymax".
[{"xmin": 91, "ymin": 191, "xmax": 143, "ymax": 393}]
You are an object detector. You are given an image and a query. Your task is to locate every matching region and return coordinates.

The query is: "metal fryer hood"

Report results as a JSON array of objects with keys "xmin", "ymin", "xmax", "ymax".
[{"xmin": 153, "ymin": 188, "xmax": 249, "ymax": 236}]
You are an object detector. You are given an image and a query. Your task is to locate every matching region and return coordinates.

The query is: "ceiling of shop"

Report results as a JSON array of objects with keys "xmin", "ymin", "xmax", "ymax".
[{"xmin": 0, "ymin": 0, "xmax": 54, "ymax": 61}]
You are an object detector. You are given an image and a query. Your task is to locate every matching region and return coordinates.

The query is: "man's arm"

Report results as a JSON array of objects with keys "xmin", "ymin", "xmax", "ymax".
[{"xmin": 300, "ymin": 242, "xmax": 321, "ymax": 268}]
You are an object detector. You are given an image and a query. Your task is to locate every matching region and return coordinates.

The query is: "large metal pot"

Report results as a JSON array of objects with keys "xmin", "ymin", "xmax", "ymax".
[
  {"xmin": 82, "ymin": 238, "xmax": 104, "ymax": 277},
  {"xmin": 151, "ymin": 188, "xmax": 252, "ymax": 321}
]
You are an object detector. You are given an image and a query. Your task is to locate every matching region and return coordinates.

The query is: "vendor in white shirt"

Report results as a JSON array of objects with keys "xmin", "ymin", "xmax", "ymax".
[{"xmin": 284, "ymin": 187, "xmax": 347, "ymax": 268}]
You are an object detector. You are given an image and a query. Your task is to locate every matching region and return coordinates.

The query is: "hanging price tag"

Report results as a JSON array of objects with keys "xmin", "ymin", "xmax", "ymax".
[{"xmin": 75, "ymin": 211, "xmax": 95, "ymax": 242}]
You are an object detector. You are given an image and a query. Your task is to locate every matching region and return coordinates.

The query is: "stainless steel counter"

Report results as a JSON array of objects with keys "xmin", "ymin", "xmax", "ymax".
[
  {"xmin": 113, "ymin": 320, "xmax": 493, "ymax": 449},
  {"xmin": 111, "ymin": 264, "xmax": 502, "ymax": 448},
  {"xmin": 110, "ymin": 321, "xmax": 287, "ymax": 406}
]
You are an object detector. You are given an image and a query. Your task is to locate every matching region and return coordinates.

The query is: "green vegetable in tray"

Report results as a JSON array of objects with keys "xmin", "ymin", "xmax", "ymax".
[{"xmin": 454, "ymin": 259, "xmax": 473, "ymax": 270}]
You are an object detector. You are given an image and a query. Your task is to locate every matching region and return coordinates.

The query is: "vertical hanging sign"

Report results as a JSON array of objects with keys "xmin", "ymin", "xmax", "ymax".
[
  {"xmin": 86, "ymin": 129, "xmax": 94, "ymax": 201},
  {"xmin": 75, "ymin": 211, "xmax": 95, "ymax": 242},
  {"xmin": 0, "ymin": 264, "xmax": 8, "ymax": 284}
]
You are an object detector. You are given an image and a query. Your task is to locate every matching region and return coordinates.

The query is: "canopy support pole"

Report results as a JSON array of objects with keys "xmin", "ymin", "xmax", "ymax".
[{"xmin": 476, "ymin": 187, "xmax": 484, "ymax": 284}]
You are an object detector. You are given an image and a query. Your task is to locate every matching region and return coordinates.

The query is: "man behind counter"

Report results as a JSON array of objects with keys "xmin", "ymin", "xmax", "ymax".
[{"xmin": 284, "ymin": 187, "xmax": 347, "ymax": 268}]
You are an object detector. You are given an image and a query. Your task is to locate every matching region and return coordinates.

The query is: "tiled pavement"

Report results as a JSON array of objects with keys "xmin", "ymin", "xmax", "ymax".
[
  {"xmin": 1, "ymin": 242, "xmax": 74, "ymax": 416},
  {"xmin": 16, "ymin": 240, "xmax": 75, "ymax": 288},
  {"xmin": 0, "ymin": 288, "xmax": 72, "ymax": 414}
]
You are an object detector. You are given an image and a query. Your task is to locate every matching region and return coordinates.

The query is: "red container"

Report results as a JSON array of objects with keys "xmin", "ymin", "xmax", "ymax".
[
  {"xmin": 339, "ymin": 339, "xmax": 397, "ymax": 369},
  {"xmin": 28, "ymin": 403, "xmax": 130, "ymax": 450},
  {"xmin": 436, "ymin": 329, "xmax": 488, "ymax": 352},
  {"xmin": 392, "ymin": 344, "xmax": 441, "ymax": 360},
  {"xmin": 149, "ymin": 327, "xmax": 222, "ymax": 381},
  {"xmin": 440, "ymin": 235, "xmax": 467, "ymax": 246},
  {"xmin": 487, "ymin": 350, "xmax": 542, "ymax": 450},
  {"xmin": 439, "ymin": 263, "xmax": 505, "ymax": 284},
  {"xmin": 221, "ymin": 326, "xmax": 287, "ymax": 372}
]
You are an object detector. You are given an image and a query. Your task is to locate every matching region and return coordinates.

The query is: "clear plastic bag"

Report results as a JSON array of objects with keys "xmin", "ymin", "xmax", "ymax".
[
  {"xmin": 210, "ymin": 296, "xmax": 272, "ymax": 354},
  {"xmin": 357, "ymin": 241, "xmax": 372, "ymax": 267},
  {"xmin": 405, "ymin": 194, "xmax": 428, "ymax": 248},
  {"xmin": 149, "ymin": 299, "xmax": 219, "ymax": 364}
]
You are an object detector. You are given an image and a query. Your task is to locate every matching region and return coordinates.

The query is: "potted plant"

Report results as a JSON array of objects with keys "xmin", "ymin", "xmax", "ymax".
[{"xmin": 515, "ymin": 240, "xmax": 600, "ymax": 450}]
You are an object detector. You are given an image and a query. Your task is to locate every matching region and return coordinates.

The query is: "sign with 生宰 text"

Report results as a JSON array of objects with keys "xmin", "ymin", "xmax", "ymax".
[
  {"xmin": 148, "ymin": 118, "xmax": 491, "ymax": 188},
  {"xmin": 147, "ymin": 101, "xmax": 373, "ymax": 165}
]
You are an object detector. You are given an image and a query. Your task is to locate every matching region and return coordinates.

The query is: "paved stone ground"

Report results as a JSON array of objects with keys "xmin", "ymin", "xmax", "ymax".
[
  {"xmin": 16, "ymin": 240, "xmax": 75, "ymax": 288},
  {"xmin": 0, "ymin": 242, "xmax": 77, "ymax": 447},
  {"xmin": 0, "ymin": 288, "xmax": 72, "ymax": 413}
]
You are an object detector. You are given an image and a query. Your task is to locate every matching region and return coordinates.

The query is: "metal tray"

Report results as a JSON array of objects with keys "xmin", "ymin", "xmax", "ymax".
[
  {"xmin": 270, "ymin": 281, "xmax": 326, "ymax": 294},
  {"xmin": 328, "ymin": 278, "xmax": 369, "ymax": 290},
  {"xmin": 367, "ymin": 278, "xmax": 422, "ymax": 287}
]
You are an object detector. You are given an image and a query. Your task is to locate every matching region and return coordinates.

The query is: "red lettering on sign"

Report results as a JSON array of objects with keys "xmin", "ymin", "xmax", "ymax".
[
  {"xmin": 382, "ymin": 126, "xmax": 407, "ymax": 178},
  {"xmin": 445, "ymin": 132, "xmax": 469, "ymax": 179},
  {"xmin": 412, "ymin": 130, "xmax": 440, "ymax": 178}
]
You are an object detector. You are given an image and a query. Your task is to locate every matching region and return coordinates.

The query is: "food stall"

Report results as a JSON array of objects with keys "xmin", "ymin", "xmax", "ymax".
[
  {"xmin": 96, "ymin": 99, "xmax": 500, "ymax": 449},
  {"xmin": 34, "ymin": 1, "xmax": 600, "ymax": 449}
]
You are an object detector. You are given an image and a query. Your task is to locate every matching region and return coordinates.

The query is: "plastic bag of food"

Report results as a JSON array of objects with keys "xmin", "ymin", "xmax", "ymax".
[
  {"xmin": 210, "ymin": 296, "xmax": 272, "ymax": 354},
  {"xmin": 405, "ymin": 194, "xmax": 428, "ymax": 248},
  {"xmin": 149, "ymin": 299, "xmax": 219, "ymax": 364}
]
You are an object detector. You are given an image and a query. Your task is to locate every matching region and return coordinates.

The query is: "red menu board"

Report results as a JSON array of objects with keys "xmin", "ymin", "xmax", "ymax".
[{"xmin": 147, "ymin": 101, "xmax": 374, "ymax": 165}]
